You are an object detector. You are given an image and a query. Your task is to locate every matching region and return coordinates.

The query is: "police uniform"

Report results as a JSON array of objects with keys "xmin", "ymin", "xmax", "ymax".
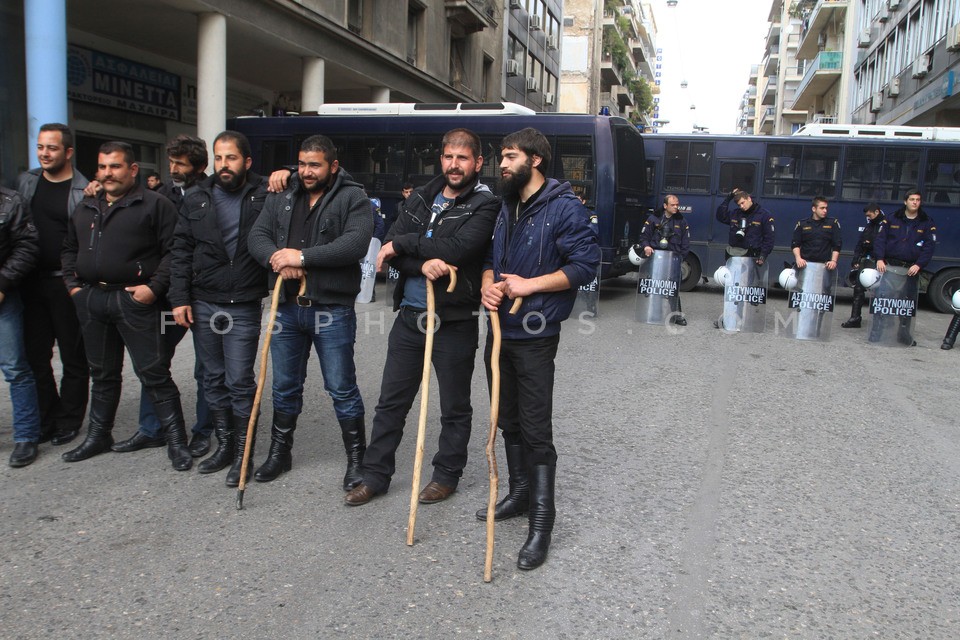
[
  {"xmin": 715, "ymin": 194, "xmax": 775, "ymax": 261},
  {"xmin": 791, "ymin": 215, "xmax": 841, "ymax": 263},
  {"xmin": 841, "ymin": 211, "xmax": 885, "ymax": 328},
  {"xmin": 639, "ymin": 210, "xmax": 690, "ymax": 324}
]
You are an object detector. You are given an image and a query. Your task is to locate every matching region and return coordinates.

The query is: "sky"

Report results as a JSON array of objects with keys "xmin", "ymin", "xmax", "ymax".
[{"xmin": 649, "ymin": 0, "xmax": 774, "ymax": 134}]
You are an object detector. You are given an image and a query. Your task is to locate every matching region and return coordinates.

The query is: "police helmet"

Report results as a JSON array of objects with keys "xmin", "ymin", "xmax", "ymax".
[
  {"xmin": 628, "ymin": 244, "xmax": 646, "ymax": 266},
  {"xmin": 952, "ymin": 289, "xmax": 960, "ymax": 313},
  {"xmin": 859, "ymin": 268, "xmax": 882, "ymax": 290},
  {"xmin": 778, "ymin": 267, "xmax": 798, "ymax": 290},
  {"xmin": 713, "ymin": 265, "xmax": 732, "ymax": 287}
]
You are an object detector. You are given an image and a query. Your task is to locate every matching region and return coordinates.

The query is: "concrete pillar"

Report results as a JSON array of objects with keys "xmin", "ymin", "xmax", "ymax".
[
  {"xmin": 25, "ymin": 0, "xmax": 68, "ymax": 168},
  {"xmin": 371, "ymin": 86, "xmax": 390, "ymax": 103},
  {"xmin": 197, "ymin": 12, "xmax": 226, "ymax": 163},
  {"xmin": 302, "ymin": 57, "xmax": 325, "ymax": 113}
]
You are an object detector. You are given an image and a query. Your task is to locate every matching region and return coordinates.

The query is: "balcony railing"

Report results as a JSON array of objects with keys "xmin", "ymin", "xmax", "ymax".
[{"xmin": 795, "ymin": 50, "xmax": 843, "ymax": 99}]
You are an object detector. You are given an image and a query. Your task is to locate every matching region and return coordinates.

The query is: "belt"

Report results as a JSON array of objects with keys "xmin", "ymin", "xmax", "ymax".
[
  {"xmin": 93, "ymin": 281, "xmax": 139, "ymax": 291},
  {"xmin": 885, "ymin": 258, "xmax": 910, "ymax": 267}
]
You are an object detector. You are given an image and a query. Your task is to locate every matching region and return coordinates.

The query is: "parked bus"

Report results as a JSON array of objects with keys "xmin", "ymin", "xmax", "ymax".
[
  {"xmin": 229, "ymin": 102, "xmax": 647, "ymax": 278},
  {"xmin": 642, "ymin": 130, "xmax": 960, "ymax": 312}
]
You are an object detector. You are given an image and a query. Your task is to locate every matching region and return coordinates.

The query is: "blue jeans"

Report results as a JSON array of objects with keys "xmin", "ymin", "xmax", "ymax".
[
  {"xmin": 138, "ymin": 320, "xmax": 209, "ymax": 438},
  {"xmin": 0, "ymin": 290, "xmax": 41, "ymax": 442},
  {"xmin": 270, "ymin": 302, "xmax": 364, "ymax": 420},
  {"xmin": 191, "ymin": 300, "xmax": 261, "ymax": 419}
]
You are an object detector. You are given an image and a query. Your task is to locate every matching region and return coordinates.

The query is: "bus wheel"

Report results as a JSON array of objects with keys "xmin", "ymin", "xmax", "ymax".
[
  {"xmin": 680, "ymin": 254, "xmax": 702, "ymax": 292},
  {"xmin": 927, "ymin": 268, "xmax": 960, "ymax": 314}
]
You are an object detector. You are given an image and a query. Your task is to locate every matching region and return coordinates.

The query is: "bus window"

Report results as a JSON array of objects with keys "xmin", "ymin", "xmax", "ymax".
[
  {"xmin": 663, "ymin": 140, "xmax": 713, "ymax": 193},
  {"xmin": 881, "ymin": 146, "xmax": 920, "ymax": 202},
  {"xmin": 554, "ymin": 136, "xmax": 594, "ymax": 204},
  {"xmin": 407, "ymin": 135, "xmax": 444, "ymax": 186},
  {"xmin": 718, "ymin": 161, "xmax": 756, "ymax": 195},
  {"xmin": 645, "ymin": 159, "xmax": 657, "ymax": 197},
  {"xmin": 612, "ymin": 123, "xmax": 645, "ymax": 194},
  {"xmin": 925, "ymin": 150, "xmax": 960, "ymax": 205},
  {"xmin": 843, "ymin": 145, "xmax": 920, "ymax": 202},
  {"xmin": 764, "ymin": 144, "xmax": 838, "ymax": 198},
  {"xmin": 260, "ymin": 139, "xmax": 291, "ymax": 172},
  {"xmin": 799, "ymin": 145, "xmax": 839, "ymax": 197},
  {"xmin": 763, "ymin": 144, "xmax": 800, "ymax": 197},
  {"xmin": 328, "ymin": 135, "xmax": 406, "ymax": 193}
]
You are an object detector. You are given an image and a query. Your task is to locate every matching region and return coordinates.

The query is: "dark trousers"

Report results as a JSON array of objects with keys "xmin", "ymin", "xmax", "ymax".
[
  {"xmin": 72, "ymin": 287, "xmax": 180, "ymax": 424},
  {"xmin": 361, "ymin": 309, "xmax": 478, "ymax": 492},
  {"xmin": 191, "ymin": 300, "xmax": 262, "ymax": 419},
  {"xmin": 21, "ymin": 274, "xmax": 89, "ymax": 433},
  {"xmin": 485, "ymin": 333, "xmax": 560, "ymax": 468}
]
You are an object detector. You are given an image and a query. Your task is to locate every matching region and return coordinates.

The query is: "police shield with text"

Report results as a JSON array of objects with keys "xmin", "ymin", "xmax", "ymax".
[
  {"xmin": 867, "ymin": 265, "xmax": 920, "ymax": 347},
  {"xmin": 784, "ymin": 196, "xmax": 841, "ymax": 341},
  {"xmin": 718, "ymin": 257, "xmax": 768, "ymax": 332},
  {"xmin": 714, "ymin": 189, "xmax": 774, "ymax": 330},
  {"xmin": 634, "ymin": 194, "xmax": 689, "ymax": 325}
]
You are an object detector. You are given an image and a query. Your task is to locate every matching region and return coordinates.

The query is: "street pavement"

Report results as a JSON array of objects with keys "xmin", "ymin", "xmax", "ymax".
[{"xmin": 1, "ymin": 276, "xmax": 959, "ymax": 639}]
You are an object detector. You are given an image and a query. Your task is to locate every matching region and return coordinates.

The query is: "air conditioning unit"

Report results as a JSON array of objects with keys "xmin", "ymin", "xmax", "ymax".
[
  {"xmin": 544, "ymin": 92, "xmax": 555, "ymax": 106},
  {"xmin": 857, "ymin": 28, "xmax": 871, "ymax": 48},
  {"xmin": 526, "ymin": 76, "xmax": 540, "ymax": 92},
  {"xmin": 877, "ymin": 7, "xmax": 889, "ymax": 22},
  {"xmin": 888, "ymin": 0, "xmax": 901, "ymax": 10},
  {"xmin": 547, "ymin": 34, "xmax": 559, "ymax": 50},
  {"xmin": 870, "ymin": 91, "xmax": 883, "ymax": 112},
  {"xmin": 947, "ymin": 22, "xmax": 960, "ymax": 52},
  {"xmin": 912, "ymin": 54, "xmax": 931, "ymax": 78},
  {"xmin": 887, "ymin": 77, "xmax": 901, "ymax": 97},
  {"xmin": 509, "ymin": 0, "xmax": 521, "ymax": 9},
  {"xmin": 528, "ymin": 15, "xmax": 542, "ymax": 31},
  {"xmin": 506, "ymin": 59, "xmax": 520, "ymax": 77}
]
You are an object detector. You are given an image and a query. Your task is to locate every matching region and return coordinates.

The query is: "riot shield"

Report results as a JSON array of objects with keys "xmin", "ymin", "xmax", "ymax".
[
  {"xmin": 867, "ymin": 265, "xmax": 919, "ymax": 347},
  {"xmin": 356, "ymin": 238, "xmax": 382, "ymax": 304},
  {"xmin": 635, "ymin": 250, "xmax": 682, "ymax": 325},
  {"xmin": 783, "ymin": 262, "xmax": 837, "ymax": 341},
  {"xmin": 384, "ymin": 265, "xmax": 400, "ymax": 307},
  {"xmin": 720, "ymin": 257, "xmax": 768, "ymax": 333},
  {"xmin": 573, "ymin": 265, "xmax": 601, "ymax": 318}
]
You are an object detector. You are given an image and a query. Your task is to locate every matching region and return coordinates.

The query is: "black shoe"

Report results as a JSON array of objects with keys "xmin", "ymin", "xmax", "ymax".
[
  {"xmin": 37, "ymin": 429, "xmax": 54, "ymax": 445},
  {"xmin": 254, "ymin": 411, "xmax": 297, "ymax": 483},
  {"xmin": 226, "ymin": 414, "xmax": 256, "ymax": 488},
  {"xmin": 153, "ymin": 398, "xmax": 193, "ymax": 471},
  {"xmin": 476, "ymin": 442, "xmax": 529, "ymax": 522},
  {"xmin": 50, "ymin": 428, "xmax": 80, "ymax": 446},
  {"xmin": 517, "ymin": 465, "xmax": 556, "ymax": 571},
  {"xmin": 713, "ymin": 320, "xmax": 722, "ymax": 329},
  {"xmin": 9, "ymin": 442, "xmax": 38, "ymax": 467},
  {"xmin": 340, "ymin": 416, "xmax": 366, "ymax": 491},
  {"xmin": 841, "ymin": 317, "xmax": 862, "ymax": 329},
  {"xmin": 111, "ymin": 431, "xmax": 165, "ymax": 453},
  {"xmin": 62, "ymin": 432, "xmax": 114, "ymax": 462},
  {"xmin": 198, "ymin": 410, "xmax": 234, "ymax": 474},
  {"xmin": 672, "ymin": 315, "xmax": 687, "ymax": 326},
  {"xmin": 188, "ymin": 432, "xmax": 210, "ymax": 458}
]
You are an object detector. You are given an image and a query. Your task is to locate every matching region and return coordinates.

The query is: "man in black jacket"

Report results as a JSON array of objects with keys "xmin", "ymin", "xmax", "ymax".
[
  {"xmin": 247, "ymin": 134, "xmax": 373, "ymax": 489},
  {"xmin": 345, "ymin": 128, "xmax": 498, "ymax": 507},
  {"xmin": 0, "ymin": 187, "xmax": 42, "ymax": 467},
  {"xmin": 61, "ymin": 141, "xmax": 193, "ymax": 471},
  {"xmin": 168, "ymin": 131, "xmax": 268, "ymax": 486}
]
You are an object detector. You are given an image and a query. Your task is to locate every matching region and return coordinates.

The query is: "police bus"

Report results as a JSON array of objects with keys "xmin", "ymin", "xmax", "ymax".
[
  {"xmin": 229, "ymin": 102, "xmax": 647, "ymax": 279},
  {"xmin": 642, "ymin": 125, "xmax": 960, "ymax": 312}
]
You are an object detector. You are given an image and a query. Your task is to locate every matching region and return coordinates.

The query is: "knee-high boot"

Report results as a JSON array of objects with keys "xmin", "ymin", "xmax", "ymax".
[
  {"xmin": 339, "ymin": 416, "xmax": 366, "ymax": 491},
  {"xmin": 62, "ymin": 396, "xmax": 115, "ymax": 462},
  {"xmin": 942, "ymin": 314, "xmax": 960, "ymax": 350},
  {"xmin": 225, "ymin": 413, "xmax": 256, "ymax": 487},
  {"xmin": 197, "ymin": 409, "xmax": 233, "ymax": 473},
  {"xmin": 254, "ymin": 410, "xmax": 297, "ymax": 482},
  {"xmin": 476, "ymin": 441, "xmax": 529, "ymax": 521},
  {"xmin": 517, "ymin": 464, "xmax": 556, "ymax": 571},
  {"xmin": 153, "ymin": 397, "xmax": 192, "ymax": 471},
  {"xmin": 841, "ymin": 288, "xmax": 866, "ymax": 328}
]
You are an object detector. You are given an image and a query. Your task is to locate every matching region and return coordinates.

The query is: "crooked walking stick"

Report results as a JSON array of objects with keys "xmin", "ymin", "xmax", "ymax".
[
  {"xmin": 483, "ymin": 295, "xmax": 523, "ymax": 582},
  {"xmin": 406, "ymin": 269, "xmax": 458, "ymax": 546},
  {"xmin": 236, "ymin": 275, "xmax": 301, "ymax": 510}
]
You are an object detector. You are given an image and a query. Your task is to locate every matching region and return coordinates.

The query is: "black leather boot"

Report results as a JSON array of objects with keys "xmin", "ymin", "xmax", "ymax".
[
  {"xmin": 476, "ymin": 442, "xmax": 529, "ymax": 521},
  {"xmin": 942, "ymin": 314, "xmax": 960, "ymax": 350},
  {"xmin": 841, "ymin": 289, "xmax": 865, "ymax": 328},
  {"xmin": 517, "ymin": 464, "xmax": 555, "ymax": 571},
  {"xmin": 62, "ymin": 396, "xmax": 115, "ymax": 463},
  {"xmin": 225, "ymin": 413, "xmax": 256, "ymax": 488},
  {"xmin": 339, "ymin": 416, "xmax": 366, "ymax": 491},
  {"xmin": 197, "ymin": 409, "xmax": 233, "ymax": 474},
  {"xmin": 153, "ymin": 397, "xmax": 193, "ymax": 471},
  {"xmin": 254, "ymin": 411, "xmax": 297, "ymax": 482}
]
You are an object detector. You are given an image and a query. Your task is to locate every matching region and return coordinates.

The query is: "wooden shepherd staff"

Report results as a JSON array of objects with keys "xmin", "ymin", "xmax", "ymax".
[{"xmin": 406, "ymin": 269, "xmax": 457, "ymax": 546}]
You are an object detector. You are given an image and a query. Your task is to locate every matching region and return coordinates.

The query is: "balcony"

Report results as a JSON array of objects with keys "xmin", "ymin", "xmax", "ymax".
[
  {"xmin": 797, "ymin": 0, "xmax": 849, "ymax": 59},
  {"xmin": 615, "ymin": 85, "xmax": 634, "ymax": 108},
  {"xmin": 600, "ymin": 53, "xmax": 623, "ymax": 88},
  {"xmin": 763, "ymin": 50, "xmax": 779, "ymax": 76},
  {"xmin": 792, "ymin": 51, "xmax": 842, "ymax": 110},
  {"xmin": 759, "ymin": 106, "xmax": 775, "ymax": 134},
  {"xmin": 445, "ymin": 0, "xmax": 496, "ymax": 38},
  {"xmin": 761, "ymin": 75, "xmax": 777, "ymax": 105},
  {"xmin": 748, "ymin": 64, "xmax": 760, "ymax": 86},
  {"xmin": 765, "ymin": 21, "xmax": 781, "ymax": 49}
]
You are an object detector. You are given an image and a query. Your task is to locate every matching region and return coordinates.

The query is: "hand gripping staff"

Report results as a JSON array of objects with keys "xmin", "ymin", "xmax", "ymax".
[
  {"xmin": 483, "ymin": 295, "xmax": 523, "ymax": 582},
  {"xmin": 236, "ymin": 275, "xmax": 302, "ymax": 510},
  {"xmin": 406, "ymin": 269, "xmax": 458, "ymax": 546}
]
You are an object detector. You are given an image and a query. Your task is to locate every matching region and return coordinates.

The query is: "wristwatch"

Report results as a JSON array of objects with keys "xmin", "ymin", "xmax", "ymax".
[{"xmin": 299, "ymin": 251, "xmax": 305, "ymax": 267}]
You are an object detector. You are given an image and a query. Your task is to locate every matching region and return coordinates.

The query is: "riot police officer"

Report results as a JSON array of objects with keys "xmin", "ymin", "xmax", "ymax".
[
  {"xmin": 716, "ymin": 189, "xmax": 775, "ymax": 265},
  {"xmin": 638, "ymin": 194, "xmax": 690, "ymax": 325},
  {"xmin": 791, "ymin": 196, "xmax": 841, "ymax": 269},
  {"xmin": 841, "ymin": 203, "xmax": 885, "ymax": 329}
]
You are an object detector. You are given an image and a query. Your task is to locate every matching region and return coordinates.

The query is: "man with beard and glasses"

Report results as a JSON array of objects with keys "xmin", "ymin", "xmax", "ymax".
[
  {"xmin": 16, "ymin": 123, "xmax": 89, "ymax": 447},
  {"xmin": 248, "ymin": 135, "xmax": 372, "ymax": 489},
  {"xmin": 61, "ymin": 141, "xmax": 193, "ymax": 471},
  {"xmin": 478, "ymin": 128, "xmax": 599, "ymax": 571},
  {"xmin": 344, "ymin": 129, "xmax": 499, "ymax": 507},
  {"xmin": 168, "ymin": 131, "xmax": 268, "ymax": 486}
]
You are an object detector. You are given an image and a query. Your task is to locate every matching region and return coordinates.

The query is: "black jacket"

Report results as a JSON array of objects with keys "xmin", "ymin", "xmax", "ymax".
[
  {"xmin": 387, "ymin": 174, "xmax": 499, "ymax": 321},
  {"xmin": 852, "ymin": 213, "xmax": 886, "ymax": 265},
  {"xmin": 248, "ymin": 169, "xmax": 373, "ymax": 306},
  {"xmin": 0, "ymin": 187, "xmax": 39, "ymax": 294},
  {"xmin": 62, "ymin": 185, "xmax": 178, "ymax": 296},
  {"xmin": 168, "ymin": 173, "xmax": 268, "ymax": 307}
]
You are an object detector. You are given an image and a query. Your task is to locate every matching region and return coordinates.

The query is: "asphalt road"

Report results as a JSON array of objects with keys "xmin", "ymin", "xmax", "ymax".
[{"xmin": 2, "ymin": 276, "xmax": 959, "ymax": 639}]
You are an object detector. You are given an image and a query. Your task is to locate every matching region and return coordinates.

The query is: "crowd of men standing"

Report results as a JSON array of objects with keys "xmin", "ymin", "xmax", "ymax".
[{"xmin": 0, "ymin": 122, "xmax": 600, "ymax": 571}]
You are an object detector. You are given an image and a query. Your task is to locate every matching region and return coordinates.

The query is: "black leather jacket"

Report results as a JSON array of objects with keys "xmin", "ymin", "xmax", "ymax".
[{"xmin": 0, "ymin": 187, "xmax": 39, "ymax": 294}]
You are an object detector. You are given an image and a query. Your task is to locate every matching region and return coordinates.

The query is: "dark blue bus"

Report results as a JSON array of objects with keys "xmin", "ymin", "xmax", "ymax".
[
  {"xmin": 229, "ymin": 102, "xmax": 647, "ymax": 279},
  {"xmin": 643, "ymin": 129, "xmax": 960, "ymax": 312}
]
